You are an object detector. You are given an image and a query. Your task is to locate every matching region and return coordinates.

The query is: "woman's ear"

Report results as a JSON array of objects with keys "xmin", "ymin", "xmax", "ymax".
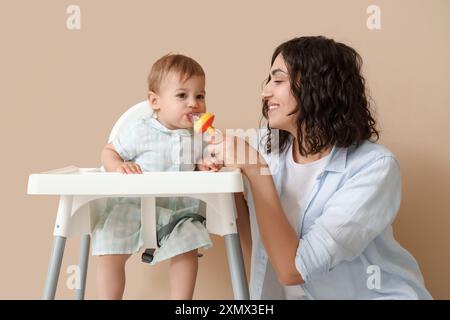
[{"xmin": 148, "ymin": 91, "xmax": 159, "ymax": 112}]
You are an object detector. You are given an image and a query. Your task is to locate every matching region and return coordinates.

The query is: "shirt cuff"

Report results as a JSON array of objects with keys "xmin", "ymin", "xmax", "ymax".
[
  {"xmin": 295, "ymin": 224, "xmax": 335, "ymax": 283},
  {"xmin": 112, "ymin": 139, "xmax": 130, "ymax": 161}
]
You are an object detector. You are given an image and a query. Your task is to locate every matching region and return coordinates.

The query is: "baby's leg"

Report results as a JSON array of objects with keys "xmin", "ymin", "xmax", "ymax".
[
  {"xmin": 169, "ymin": 249, "xmax": 199, "ymax": 299},
  {"xmin": 96, "ymin": 254, "xmax": 131, "ymax": 299}
]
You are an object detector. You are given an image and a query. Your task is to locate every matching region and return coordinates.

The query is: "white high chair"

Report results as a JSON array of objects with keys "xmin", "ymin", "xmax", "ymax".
[{"xmin": 27, "ymin": 100, "xmax": 249, "ymax": 300}]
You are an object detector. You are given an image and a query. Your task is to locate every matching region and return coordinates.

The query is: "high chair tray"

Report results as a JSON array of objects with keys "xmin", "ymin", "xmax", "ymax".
[{"xmin": 27, "ymin": 166, "xmax": 243, "ymax": 195}]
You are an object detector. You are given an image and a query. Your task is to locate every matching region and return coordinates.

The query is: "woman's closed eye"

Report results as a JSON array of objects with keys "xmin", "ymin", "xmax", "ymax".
[{"xmin": 273, "ymin": 78, "xmax": 284, "ymax": 84}]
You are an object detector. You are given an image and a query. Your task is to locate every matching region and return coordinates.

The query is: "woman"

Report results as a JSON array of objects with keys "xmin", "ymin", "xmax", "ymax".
[{"xmin": 213, "ymin": 36, "xmax": 432, "ymax": 299}]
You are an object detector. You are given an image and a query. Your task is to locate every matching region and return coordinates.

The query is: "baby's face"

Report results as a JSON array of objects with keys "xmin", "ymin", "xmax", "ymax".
[{"xmin": 152, "ymin": 72, "xmax": 206, "ymax": 130}]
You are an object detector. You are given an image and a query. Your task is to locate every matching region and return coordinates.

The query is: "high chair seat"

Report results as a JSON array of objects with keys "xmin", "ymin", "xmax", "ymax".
[{"xmin": 27, "ymin": 100, "xmax": 249, "ymax": 300}]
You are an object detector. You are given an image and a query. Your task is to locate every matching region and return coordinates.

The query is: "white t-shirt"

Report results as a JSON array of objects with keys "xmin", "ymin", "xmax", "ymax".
[{"xmin": 280, "ymin": 142, "xmax": 331, "ymax": 299}]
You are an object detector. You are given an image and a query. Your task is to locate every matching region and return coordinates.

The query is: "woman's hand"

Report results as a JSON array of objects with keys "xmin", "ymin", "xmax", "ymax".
[
  {"xmin": 115, "ymin": 161, "xmax": 143, "ymax": 174},
  {"xmin": 203, "ymin": 133, "xmax": 267, "ymax": 175},
  {"xmin": 196, "ymin": 160, "xmax": 223, "ymax": 172}
]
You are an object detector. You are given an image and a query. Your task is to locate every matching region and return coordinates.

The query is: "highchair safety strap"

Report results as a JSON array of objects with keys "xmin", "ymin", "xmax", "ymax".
[
  {"xmin": 141, "ymin": 212, "xmax": 206, "ymax": 264},
  {"xmin": 157, "ymin": 212, "xmax": 206, "ymax": 246}
]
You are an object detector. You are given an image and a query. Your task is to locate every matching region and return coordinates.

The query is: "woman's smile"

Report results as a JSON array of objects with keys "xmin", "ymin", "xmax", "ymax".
[{"xmin": 267, "ymin": 102, "xmax": 280, "ymax": 112}]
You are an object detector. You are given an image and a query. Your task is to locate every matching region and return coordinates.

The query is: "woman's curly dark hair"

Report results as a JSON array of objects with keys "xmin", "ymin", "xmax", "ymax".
[{"xmin": 262, "ymin": 36, "xmax": 379, "ymax": 156}]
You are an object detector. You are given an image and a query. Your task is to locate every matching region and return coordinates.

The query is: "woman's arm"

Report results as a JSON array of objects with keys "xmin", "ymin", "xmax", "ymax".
[
  {"xmin": 211, "ymin": 135, "xmax": 304, "ymax": 285},
  {"xmin": 234, "ymin": 192, "xmax": 252, "ymax": 277},
  {"xmin": 243, "ymin": 164, "xmax": 304, "ymax": 285}
]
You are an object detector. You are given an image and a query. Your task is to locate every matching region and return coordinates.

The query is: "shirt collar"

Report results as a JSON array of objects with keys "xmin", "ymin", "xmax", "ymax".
[
  {"xmin": 284, "ymin": 135, "xmax": 348, "ymax": 173},
  {"xmin": 323, "ymin": 145, "xmax": 348, "ymax": 173}
]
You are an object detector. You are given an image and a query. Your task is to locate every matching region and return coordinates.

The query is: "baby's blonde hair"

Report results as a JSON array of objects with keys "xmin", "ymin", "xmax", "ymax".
[{"xmin": 147, "ymin": 53, "xmax": 205, "ymax": 93}]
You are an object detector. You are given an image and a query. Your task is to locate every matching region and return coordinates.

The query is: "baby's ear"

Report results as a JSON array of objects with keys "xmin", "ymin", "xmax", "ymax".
[{"xmin": 147, "ymin": 91, "xmax": 159, "ymax": 111}]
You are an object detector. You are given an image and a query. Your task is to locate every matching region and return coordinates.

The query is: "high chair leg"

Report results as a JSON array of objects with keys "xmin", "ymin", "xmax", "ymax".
[
  {"xmin": 75, "ymin": 234, "xmax": 90, "ymax": 300},
  {"xmin": 224, "ymin": 233, "xmax": 249, "ymax": 300},
  {"xmin": 43, "ymin": 236, "xmax": 66, "ymax": 300}
]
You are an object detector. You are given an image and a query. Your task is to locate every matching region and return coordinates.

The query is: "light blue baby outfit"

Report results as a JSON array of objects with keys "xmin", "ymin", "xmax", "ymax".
[{"xmin": 92, "ymin": 116, "xmax": 212, "ymax": 264}]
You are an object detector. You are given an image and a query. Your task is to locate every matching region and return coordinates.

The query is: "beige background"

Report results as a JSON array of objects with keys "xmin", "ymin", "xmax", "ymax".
[{"xmin": 0, "ymin": 0, "xmax": 449, "ymax": 299}]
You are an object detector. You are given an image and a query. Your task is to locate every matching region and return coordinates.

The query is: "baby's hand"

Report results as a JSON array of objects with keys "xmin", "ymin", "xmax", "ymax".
[
  {"xmin": 197, "ymin": 159, "xmax": 223, "ymax": 172},
  {"xmin": 116, "ymin": 161, "xmax": 143, "ymax": 174}
]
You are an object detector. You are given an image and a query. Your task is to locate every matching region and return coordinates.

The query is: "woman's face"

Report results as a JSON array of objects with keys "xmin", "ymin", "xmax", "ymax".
[{"xmin": 262, "ymin": 54, "xmax": 298, "ymax": 133}]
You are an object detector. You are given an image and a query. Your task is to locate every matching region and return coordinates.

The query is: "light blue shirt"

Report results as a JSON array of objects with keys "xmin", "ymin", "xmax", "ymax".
[
  {"xmin": 245, "ymin": 134, "xmax": 432, "ymax": 299},
  {"xmin": 112, "ymin": 116, "xmax": 202, "ymax": 172}
]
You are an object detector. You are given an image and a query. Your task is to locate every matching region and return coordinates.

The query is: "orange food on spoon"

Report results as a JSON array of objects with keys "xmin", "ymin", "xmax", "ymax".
[{"xmin": 193, "ymin": 112, "xmax": 215, "ymax": 134}]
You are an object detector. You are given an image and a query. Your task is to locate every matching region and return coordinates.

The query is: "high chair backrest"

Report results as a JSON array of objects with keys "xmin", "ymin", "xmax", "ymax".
[{"xmin": 108, "ymin": 100, "xmax": 153, "ymax": 143}]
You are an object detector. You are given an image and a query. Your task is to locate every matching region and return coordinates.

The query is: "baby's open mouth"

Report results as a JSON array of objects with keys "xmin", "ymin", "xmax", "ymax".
[{"xmin": 187, "ymin": 112, "xmax": 201, "ymax": 122}]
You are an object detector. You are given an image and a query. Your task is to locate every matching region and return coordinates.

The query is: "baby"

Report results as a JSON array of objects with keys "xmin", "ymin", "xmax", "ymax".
[{"xmin": 92, "ymin": 53, "xmax": 220, "ymax": 299}]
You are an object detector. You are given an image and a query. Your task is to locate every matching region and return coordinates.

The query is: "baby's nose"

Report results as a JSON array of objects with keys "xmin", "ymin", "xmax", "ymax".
[{"xmin": 187, "ymin": 99, "xmax": 197, "ymax": 108}]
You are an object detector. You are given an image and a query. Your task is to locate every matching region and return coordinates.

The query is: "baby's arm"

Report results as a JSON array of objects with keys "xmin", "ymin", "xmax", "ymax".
[{"xmin": 101, "ymin": 143, "xmax": 142, "ymax": 174}]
